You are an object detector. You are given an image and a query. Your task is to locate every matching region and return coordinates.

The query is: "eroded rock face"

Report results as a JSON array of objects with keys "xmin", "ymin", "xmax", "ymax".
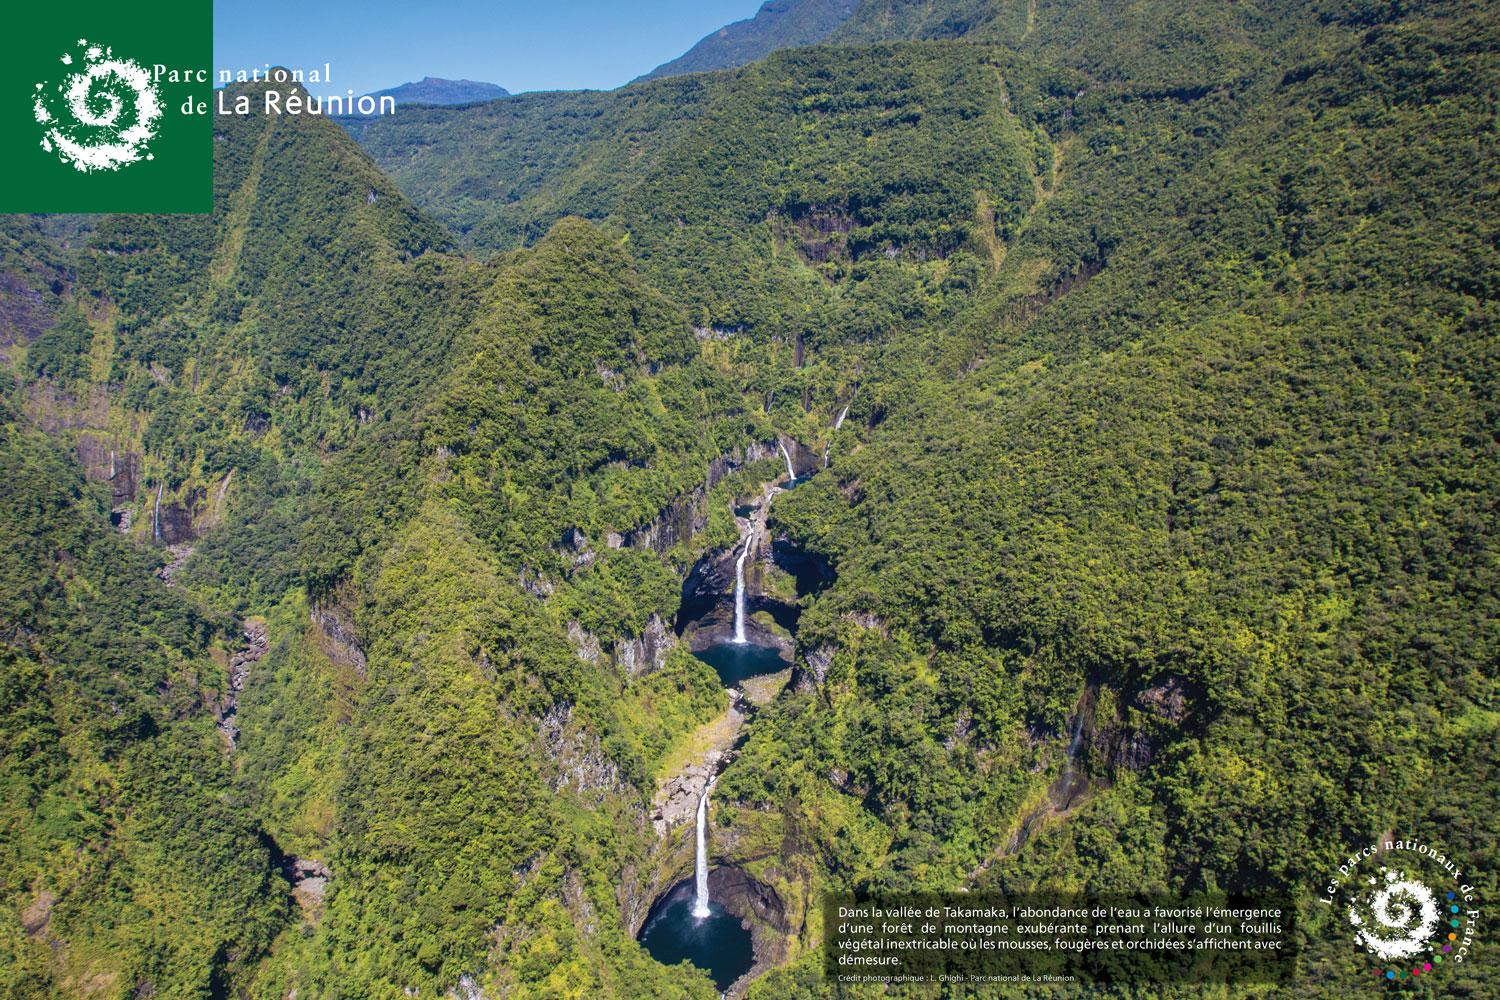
[
  {"xmin": 311, "ymin": 597, "xmax": 367, "ymax": 679},
  {"xmin": 539, "ymin": 703, "xmax": 627, "ymax": 802},
  {"xmin": 218, "ymin": 621, "xmax": 269, "ymax": 749},
  {"xmin": 1137, "ymin": 678, "xmax": 1188, "ymax": 723},
  {"xmin": 651, "ymin": 752, "xmax": 731, "ymax": 838},
  {"xmin": 1101, "ymin": 677, "xmax": 1193, "ymax": 774},
  {"xmin": 793, "ymin": 642, "xmax": 835, "ymax": 692},
  {"xmin": 567, "ymin": 620, "xmax": 602, "ymax": 664},
  {"xmin": 709, "ymin": 865, "xmax": 791, "ymax": 994},
  {"xmin": 0, "ymin": 271, "xmax": 58, "ymax": 355},
  {"xmin": 622, "ymin": 487, "xmax": 707, "ymax": 553},
  {"xmin": 75, "ymin": 434, "xmax": 139, "ymax": 506},
  {"xmin": 677, "ymin": 483, "xmax": 800, "ymax": 651},
  {"xmin": 615, "ymin": 440, "xmax": 782, "ymax": 556},
  {"xmin": 286, "ymin": 857, "xmax": 331, "ymax": 922},
  {"xmin": 614, "ymin": 614, "xmax": 676, "ymax": 677},
  {"xmin": 557, "ymin": 526, "xmax": 596, "ymax": 573}
]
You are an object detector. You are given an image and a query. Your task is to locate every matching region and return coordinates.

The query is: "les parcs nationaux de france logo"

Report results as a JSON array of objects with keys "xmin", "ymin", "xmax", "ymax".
[
  {"xmin": 1320, "ymin": 836, "xmax": 1482, "ymax": 987},
  {"xmin": 3, "ymin": 0, "xmax": 211, "ymax": 212}
]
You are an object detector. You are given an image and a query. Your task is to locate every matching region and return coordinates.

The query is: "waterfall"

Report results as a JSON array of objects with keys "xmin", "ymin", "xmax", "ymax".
[
  {"xmin": 834, "ymin": 404, "xmax": 850, "ymax": 430},
  {"xmin": 778, "ymin": 440, "xmax": 796, "ymax": 482},
  {"xmin": 731, "ymin": 527, "xmax": 751, "ymax": 645},
  {"xmin": 153, "ymin": 483, "xmax": 163, "ymax": 542},
  {"xmin": 692, "ymin": 778, "xmax": 716, "ymax": 918},
  {"xmin": 1067, "ymin": 709, "xmax": 1086, "ymax": 758}
]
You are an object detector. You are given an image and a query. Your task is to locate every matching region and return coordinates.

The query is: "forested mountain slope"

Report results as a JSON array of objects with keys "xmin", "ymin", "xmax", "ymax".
[
  {"xmin": 368, "ymin": 78, "xmax": 511, "ymax": 105},
  {"xmin": 2, "ymin": 0, "xmax": 1496, "ymax": 997},
  {"xmin": 639, "ymin": 0, "xmax": 858, "ymax": 80},
  {"xmin": 2, "ymin": 83, "xmax": 752, "ymax": 996}
]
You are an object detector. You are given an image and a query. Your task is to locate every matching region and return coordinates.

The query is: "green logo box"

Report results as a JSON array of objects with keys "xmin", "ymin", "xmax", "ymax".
[{"xmin": 1, "ymin": 0, "xmax": 212, "ymax": 213}]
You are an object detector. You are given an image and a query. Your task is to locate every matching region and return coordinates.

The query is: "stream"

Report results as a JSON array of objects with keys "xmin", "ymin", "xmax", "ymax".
[{"xmin": 639, "ymin": 445, "xmax": 811, "ymax": 992}]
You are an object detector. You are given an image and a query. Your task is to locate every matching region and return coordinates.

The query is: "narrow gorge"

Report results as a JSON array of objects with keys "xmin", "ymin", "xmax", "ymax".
[{"xmin": 638, "ymin": 438, "xmax": 817, "ymax": 995}]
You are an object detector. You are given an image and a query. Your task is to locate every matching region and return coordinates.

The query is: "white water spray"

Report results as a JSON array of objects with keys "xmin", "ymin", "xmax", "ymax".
[
  {"xmin": 834, "ymin": 404, "xmax": 850, "ymax": 430},
  {"xmin": 153, "ymin": 482, "xmax": 163, "ymax": 541},
  {"xmin": 731, "ymin": 525, "xmax": 751, "ymax": 645},
  {"xmin": 778, "ymin": 440, "xmax": 796, "ymax": 482},
  {"xmin": 692, "ymin": 777, "xmax": 716, "ymax": 918},
  {"xmin": 1067, "ymin": 709, "xmax": 1086, "ymax": 758}
]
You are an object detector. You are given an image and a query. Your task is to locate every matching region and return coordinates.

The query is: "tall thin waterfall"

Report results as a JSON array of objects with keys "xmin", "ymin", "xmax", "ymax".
[
  {"xmin": 153, "ymin": 483, "xmax": 163, "ymax": 541},
  {"xmin": 834, "ymin": 404, "xmax": 850, "ymax": 430},
  {"xmin": 731, "ymin": 527, "xmax": 751, "ymax": 645},
  {"xmin": 778, "ymin": 440, "xmax": 796, "ymax": 482},
  {"xmin": 692, "ymin": 777, "xmax": 716, "ymax": 918}
]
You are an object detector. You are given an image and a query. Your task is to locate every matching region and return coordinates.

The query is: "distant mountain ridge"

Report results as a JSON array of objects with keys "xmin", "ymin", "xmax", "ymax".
[
  {"xmin": 639, "ymin": 0, "xmax": 857, "ymax": 80},
  {"xmin": 368, "ymin": 76, "xmax": 510, "ymax": 105}
]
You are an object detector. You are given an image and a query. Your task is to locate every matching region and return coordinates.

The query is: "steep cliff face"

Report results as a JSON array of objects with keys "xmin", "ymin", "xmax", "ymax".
[
  {"xmin": 614, "ymin": 614, "xmax": 677, "ymax": 677},
  {"xmin": 614, "ymin": 440, "xmax": 781, "ymax": 554}
]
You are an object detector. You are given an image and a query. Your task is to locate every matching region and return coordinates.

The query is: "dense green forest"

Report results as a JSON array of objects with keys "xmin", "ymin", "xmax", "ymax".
[{"xmin": 2, "ymin": 0, "xmax": 1496, "ymax": 997}]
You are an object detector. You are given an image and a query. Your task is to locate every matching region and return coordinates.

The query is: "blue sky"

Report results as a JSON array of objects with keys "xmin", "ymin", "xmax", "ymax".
[{"xmin": 214, "ymin": 1, "xmax": 760, "ymax": 97}]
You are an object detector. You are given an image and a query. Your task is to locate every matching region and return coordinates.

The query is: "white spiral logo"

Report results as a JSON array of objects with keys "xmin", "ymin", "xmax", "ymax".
[
  {"xmin": 1348, "ymin": 867, "xmax": 1440, "ymax": 961},
  {"xmin": 32, "ymin": 40, "xmax": 161, "ymax": 173}
]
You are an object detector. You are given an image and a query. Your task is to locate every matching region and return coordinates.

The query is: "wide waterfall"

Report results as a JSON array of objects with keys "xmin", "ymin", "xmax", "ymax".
[
  {"xmin": 692, "ymin": 777, "xmax": 716, "ymax": 918},
  {"xmin": 731, "ymin": 527, "xmax": 750, "ymax": 645},
  {"xmin": 778, "ymin": 440, "xmax": 795, "ymax": 482}
]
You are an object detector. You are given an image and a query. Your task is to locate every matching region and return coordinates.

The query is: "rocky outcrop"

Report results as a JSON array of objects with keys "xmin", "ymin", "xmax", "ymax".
[
  {"xmin": 566, "ymin": 620, "xmax": 602, "ymax": 663},
  {"xmin": 792, "ymin": 642, "xmax": 835, "ymax": 693},
  {"xmin": 621, "ymin": 487, "xmax": 707, "ymax": 553},
  {"xmin": 0, "ymin": 271, "xmax": 59, "ymax": 355},
  {"xmin": 20, "ymin": 891, "xmax": 54, "ymax": 938},
  {"xmin": 616, "ymin": 440, "xmax": 781, "ymax": 555},
  {"xmin": 539, "ymin": 703, "xmax": 627, "ymax": 802},
  {"xmin": 286, "ymin": 857, "xmax": 331, "ymax": 922},
  {"xmin": 75, "ymin": 434, "xmax": 139, "ymax": 507},
  {"xmin": 137, "ymin": 472, "xmax": 236, "ymax": 546},
  {"xmin": 217, "ymin": 621, "xmax": 268, "ymax": 749},
  {"xmin": 556, "ymin": 526, "xmax": 596, "ymax": 573},
  {"xmin": 566, "ymin": 615, "xmax": 675, "ymax": 677},
  {"xmin": 1098, "ymin": 677, "xmax": 1191, "ymax": 774},
  {"xmin": 613, "ymin": 614, "xmax": 675, "ymax": 677},
  {"xmin": 311, "ymin": 596, "xmax": 367, "ymax": 679},
  {"xmin": 519, "ymin": 567, "xmax": 555, "ymax": 598},
  {"xmin": 653, "ymin": 750, "xmax": 733, "ymax": 838},
  {"xmin": 710, "ymin": 866, "xmax": 792, "ymax": 997},
  {"xmin": 157, "ymin": 543, "xmax": 194, "ymax": 586}
]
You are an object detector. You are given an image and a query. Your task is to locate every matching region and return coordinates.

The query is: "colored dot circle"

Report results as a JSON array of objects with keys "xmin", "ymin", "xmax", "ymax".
[
  {"xmin": 1449, "ymin": 933, "xmax": 1457, "ymax": 941},
  {"xmin": 1451, "ymin": 919, "xmax": 1460, "ymax": 928},
  {"xmin": 1424, "ymin": 963, "xmax": 1432, "ymax": 972},
  {"xmin": 1386, "ymin": 970, "xmax": 1396, "ymax": 979},
  {"xmin": 1444, "ymin": 942, "xmax": 1453, "ymax": 949},
  {"xmin": 1447, "ymin": 891, "xmax": 1455, "ymax": 900},
  {"xmin": 1451, "ymin": 905, "xmax": 1460, "ymax": 913},
  {"xmin": 1435, "ymin": 955, "xmax": 1444, "ymax": 963}
]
